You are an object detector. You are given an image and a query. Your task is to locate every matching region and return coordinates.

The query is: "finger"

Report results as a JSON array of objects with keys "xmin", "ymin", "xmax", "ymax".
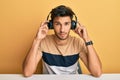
[
  {"xmin": 74, "ymin": 27, "xmax": 80, "ymax": 34},
  {"xmin": 42, "ymin": 25, "xmax": 48, "ymax": 31},
  {"xmin": 77, "ymin": 22, "xmax": 82, "ymax": 26},
  {"xmin": 77, "ymin": 22, "xmax": 85, "ymax": 28},
  {"xmin": 40, "ymin": 21, "xmax": 48, "ymax": 27},
  {"xmin": 77, "ymin": 27, "xmax": 82, "ymax": 34}
]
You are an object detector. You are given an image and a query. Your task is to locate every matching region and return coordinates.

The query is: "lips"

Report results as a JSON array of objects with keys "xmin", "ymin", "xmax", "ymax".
[
  {"xmin": 56, "ymin": 32, "xmax": 68, "ymax": 40},
  {"xmin": 59, "ymin": 33, "xmax": 66, "ymax": 36}
]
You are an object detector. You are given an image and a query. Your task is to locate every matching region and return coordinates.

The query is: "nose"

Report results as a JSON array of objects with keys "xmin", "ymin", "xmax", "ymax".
[{"xmin": 60, "ymin": 25, "xmax": 65, "ymax": 32}]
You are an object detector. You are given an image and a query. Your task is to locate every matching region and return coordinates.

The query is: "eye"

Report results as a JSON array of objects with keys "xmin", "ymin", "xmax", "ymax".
[
  {"xmin": 54, "ymin": 22, "xmax": 60, "ymax": 26},
  {"xmin": 65, "ymin": 22, "xmax": 70, "ymax": 26}
]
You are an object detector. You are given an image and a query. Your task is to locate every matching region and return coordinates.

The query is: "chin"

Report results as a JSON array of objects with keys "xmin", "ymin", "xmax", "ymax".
[
  {"xmin": 55, "ymin": 32, "xmax": 69, "ymax": 40},
  {"xmin": 59, "ymin": 35, "xmax": 69, "ymax": 40}
]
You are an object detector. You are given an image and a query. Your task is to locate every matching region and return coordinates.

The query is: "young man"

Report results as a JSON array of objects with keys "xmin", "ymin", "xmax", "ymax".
[{"xmin": 23, "ymin": 5, "xmax": 102, "ymax": 77}]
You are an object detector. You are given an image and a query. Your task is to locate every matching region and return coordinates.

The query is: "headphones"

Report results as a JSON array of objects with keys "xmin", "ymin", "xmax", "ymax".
[{"xmin": 47, "ymin": 12, "xmax": 78, "ymax": 29}]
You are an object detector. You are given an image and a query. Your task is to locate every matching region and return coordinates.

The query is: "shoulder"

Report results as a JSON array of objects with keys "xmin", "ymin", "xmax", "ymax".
[
  {"xmin": 45, "ymin": 34, "xmax": 53, "ymax": 39},
  {"xmin": 39, "ymin": 35, "xmax": 54, "ymax": 46},
  {"xmin": 39, "ymin": 35, "xmax": 54, "ymax": 50},
  {"xmin": 69, "ymin": 35, "xmax": 85, "ymax": 46},
  {"xmin": 42, "ymin": 35, "xmax": 53, "ymax": 42}
]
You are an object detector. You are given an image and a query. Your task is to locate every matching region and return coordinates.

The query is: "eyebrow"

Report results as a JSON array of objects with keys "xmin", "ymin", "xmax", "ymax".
[
  {"xmin": 53, "ymin": 21, "xmax": 71, "ymax": 23},
  {"xmin": 65, "ymin": 22, "xmax": 71, "ymax": 23}
]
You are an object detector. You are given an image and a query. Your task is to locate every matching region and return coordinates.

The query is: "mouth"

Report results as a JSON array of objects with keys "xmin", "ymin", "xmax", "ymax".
[
  {"xmin": 56, "ymin": 32, "xmax": 68, "ymax": 40},
  {"xmin": 59, "ymin": 33, "xmax": 66, "ymax": 36}
]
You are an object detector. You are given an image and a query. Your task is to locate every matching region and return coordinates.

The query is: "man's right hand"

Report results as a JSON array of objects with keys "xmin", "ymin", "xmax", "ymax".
[
  {"xmin": 36, "ymin": 21, "xmax": 49, "ymax": 40},
  {"xmin": 23, "ymin": 21, "xmax": 49, "ymax": 77}
]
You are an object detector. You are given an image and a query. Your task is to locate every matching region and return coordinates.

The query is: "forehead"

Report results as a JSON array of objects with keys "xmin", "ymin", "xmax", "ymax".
[{"xmin": 53, "ymin": 16, "xmax": 71, "ymax": 22}]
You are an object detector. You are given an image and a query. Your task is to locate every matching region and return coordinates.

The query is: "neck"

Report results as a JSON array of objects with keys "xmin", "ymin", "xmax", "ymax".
[{"xmin": 53, "ymin": 35, "xmax": 69, "ymax": 46}]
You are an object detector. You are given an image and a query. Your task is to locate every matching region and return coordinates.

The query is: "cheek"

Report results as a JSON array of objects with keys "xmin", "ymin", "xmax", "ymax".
[
  {"xmin": 67, "ymin": 24, "xmax": 71, "ymax": 29},
  {"xmin": 65, "ymin": 26, "xmax": 71, "ymax": 31},
  {"xmin": 54, "ymin": 27, "xmax": 60, "ymax": 32}
]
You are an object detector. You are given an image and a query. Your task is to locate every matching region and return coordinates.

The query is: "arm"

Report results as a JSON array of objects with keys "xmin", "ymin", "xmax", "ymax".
[
  {"xmin": 23, "ymin": 21, "xmax": 48, "ymax": 77},
  {"xmin": 74, "ymin": 23, "xmax": 102, "ymax": 77}
]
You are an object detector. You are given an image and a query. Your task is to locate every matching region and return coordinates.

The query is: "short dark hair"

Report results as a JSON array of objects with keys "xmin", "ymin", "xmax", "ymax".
[{"xmin": 50, "ymin": 5, "xmax": 75, "ymax": 21}]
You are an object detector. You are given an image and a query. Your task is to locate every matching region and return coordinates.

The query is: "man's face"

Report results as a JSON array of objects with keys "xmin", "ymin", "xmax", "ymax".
[{"xmin": 53, "ymin": 16, "xmax": 71, "ymax": 40}]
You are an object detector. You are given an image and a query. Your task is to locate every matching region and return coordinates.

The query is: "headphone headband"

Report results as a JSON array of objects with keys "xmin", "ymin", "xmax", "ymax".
[
  {"xmin": 47, "ymin": 11, "xmax": 51, "ymax": 21},
  {"xmin": 47, "ymin": 12, "xmax": 77, "ymax": 21},
  {"xmin": 47, "ymin": 11, "xmax": 77, "ymax": 29}
]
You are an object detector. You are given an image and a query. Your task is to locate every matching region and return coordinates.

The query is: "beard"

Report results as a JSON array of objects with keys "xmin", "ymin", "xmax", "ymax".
[{"xmin": 54, "ymin": 31, "xmax": 70, "ymax": 40}]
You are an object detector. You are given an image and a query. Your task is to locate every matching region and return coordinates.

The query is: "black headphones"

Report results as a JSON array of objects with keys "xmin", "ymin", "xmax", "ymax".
[{"xmin": 47, "ymin": 12, "xmax": 78, "ymax": 29}]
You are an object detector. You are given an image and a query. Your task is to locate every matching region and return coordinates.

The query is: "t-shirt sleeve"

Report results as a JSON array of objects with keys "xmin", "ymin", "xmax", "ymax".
[{"xmin": 77, "ymin": 37, "xmax": 87, "ymax": 54}]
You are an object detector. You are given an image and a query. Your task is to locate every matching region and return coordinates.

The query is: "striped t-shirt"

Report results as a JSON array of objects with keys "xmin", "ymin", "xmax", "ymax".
[{"xmin": 39, "ymin": 34, "xmax": 87, "ymax": 74}]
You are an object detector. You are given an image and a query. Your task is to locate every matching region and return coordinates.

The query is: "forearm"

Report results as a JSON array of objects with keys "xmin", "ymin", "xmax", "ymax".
[
  {"xmin": 87, "ymin": 44, "xmax": 102, "ymax": 77},
  {"xmin": 75, "ymin": 23, "xmax": 102, "ymax": 77},
  {"xmin": 23, "ymin": 38, "xmax": 41, "ymax": 77},
  {"xmin": 83, "ymin": 36, "xmax": 102, "ymax": 77},
  {"xmin": 23, "ymin": 21, "xmax": 48, "ymax": 77}
]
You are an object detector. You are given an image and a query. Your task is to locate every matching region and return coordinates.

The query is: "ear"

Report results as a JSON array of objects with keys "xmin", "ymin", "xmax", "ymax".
[
  {"xmin": 71, "ymin": 20, "xmax": 76, "ymax": 29},
  {"xmin": 47, "ymin": 20, "xmax": 54, "ymax": 29}
]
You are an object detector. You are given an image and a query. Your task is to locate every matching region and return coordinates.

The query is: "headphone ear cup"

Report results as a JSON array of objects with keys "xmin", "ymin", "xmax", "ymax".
[
  {"xmin": 71, "ymin": 20, "xmax": 76, "ymax": 29},
  {"xmin": 47, "ymin": 20, "xmax": 53, "ymax": 29}
]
